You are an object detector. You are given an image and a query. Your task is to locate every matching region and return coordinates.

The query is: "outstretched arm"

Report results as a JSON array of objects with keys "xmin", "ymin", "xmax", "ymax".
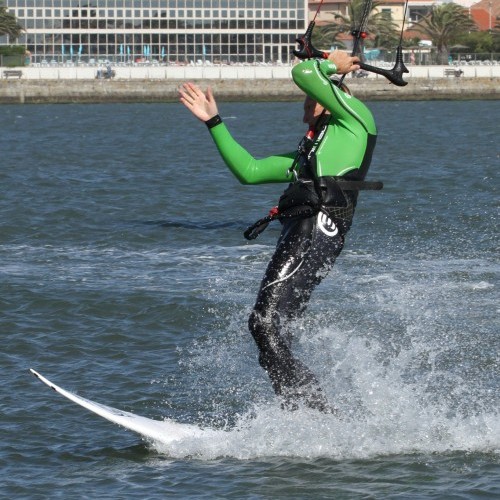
[{"xmin": 178, "ymin": 82, "xmax": 295, "ymax": 184}]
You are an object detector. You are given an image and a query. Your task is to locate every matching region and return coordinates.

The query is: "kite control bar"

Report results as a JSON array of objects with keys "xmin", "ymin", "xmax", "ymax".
[{"xmin": 293, "ymin": 21, "xmax": 409, "ymax": 87}]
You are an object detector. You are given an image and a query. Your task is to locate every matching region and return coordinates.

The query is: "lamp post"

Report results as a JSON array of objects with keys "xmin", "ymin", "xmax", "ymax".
[{"xmin": 489, "ymin": 1, "xmax": 492, "ymax": 32}]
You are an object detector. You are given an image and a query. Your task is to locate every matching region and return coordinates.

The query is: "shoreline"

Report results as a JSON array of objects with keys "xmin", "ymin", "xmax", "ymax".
[{"xmin": 1, "ymin": 76, "xmax": 498, "ymax": 104}]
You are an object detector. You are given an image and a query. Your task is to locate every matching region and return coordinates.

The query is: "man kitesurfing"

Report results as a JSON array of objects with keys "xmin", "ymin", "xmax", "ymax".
[{"xmin": 179, "ymin": 0, "xmax": 407, "ymax": 413}]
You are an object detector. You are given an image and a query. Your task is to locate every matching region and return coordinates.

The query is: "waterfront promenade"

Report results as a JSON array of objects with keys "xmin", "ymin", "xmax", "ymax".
[{"xmin": 1, "ymin": 64, "xmax": 498, "ymax": 103}]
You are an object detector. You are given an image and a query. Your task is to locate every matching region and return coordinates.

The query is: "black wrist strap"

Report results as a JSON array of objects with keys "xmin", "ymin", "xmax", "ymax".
[{"xmin": 205, "ymin": 114, "xmax": 222, "ymax": 129}]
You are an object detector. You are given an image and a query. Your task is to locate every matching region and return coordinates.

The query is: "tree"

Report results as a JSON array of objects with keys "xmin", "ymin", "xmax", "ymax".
[
  {"xmin": 455, "ymin": 31, "xmax": 493, "ymax": 54},
  {"xmin": 0, "ymin": 1, "xmax": 24, "ymax": 39},
  {"xmin": 313, "ymin": 0, "xmax": 400, "ymax": 52},
  {"xmin": 413, "ymin": 3, "xmax": 476, "ymax": 64}
]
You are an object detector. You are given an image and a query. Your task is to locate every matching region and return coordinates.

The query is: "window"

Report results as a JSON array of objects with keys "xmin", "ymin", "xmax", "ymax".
[
  {"xmin": 381, "ymin": 8, "xmax": 392, "ymax": 20},
  {"xmin": 4, "ymin": 0, "xmax": 308, "ymax": 65}
]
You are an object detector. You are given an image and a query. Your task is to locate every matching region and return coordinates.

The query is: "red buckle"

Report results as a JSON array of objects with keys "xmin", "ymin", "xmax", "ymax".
[{"xmin": 268, "ymin": 206, "xmax": 279, "ymax": 217}]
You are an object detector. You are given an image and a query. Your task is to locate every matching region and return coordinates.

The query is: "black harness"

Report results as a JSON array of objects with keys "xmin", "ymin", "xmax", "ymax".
[{"xmin": 244, "ymin": 117, "xmax": 382, "ymax": 241}]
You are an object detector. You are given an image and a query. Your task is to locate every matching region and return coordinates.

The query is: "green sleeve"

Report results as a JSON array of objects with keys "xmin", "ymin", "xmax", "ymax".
[
  {"xmin": 292, "ymin": 59, "xmax": 377, "ymax": 136},
  {"xmin": 208, "ymin": 122, "xmax": 296, "ymax": 185},
  {"xmin": 291, "ymin": 59, "xmax": 377, "ymax": 177}
]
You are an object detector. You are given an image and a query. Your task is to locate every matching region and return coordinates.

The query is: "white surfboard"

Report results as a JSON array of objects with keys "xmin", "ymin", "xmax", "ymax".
[{"xmin": 29, "ymin": 368, "xmax": 204, "ymax": 445}]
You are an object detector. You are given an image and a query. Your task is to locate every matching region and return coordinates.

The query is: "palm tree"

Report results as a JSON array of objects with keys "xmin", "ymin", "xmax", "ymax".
[
  {"xmin": 0, "ymin": 1, "xmax": 24, "ymax": 39},
  {"xmin": 313, "ymin": 0, "xmax": 400, "ymax": 53},
  {"xmin": 413, "ymin": 3, "xmax": 476, "ymax": 64}
]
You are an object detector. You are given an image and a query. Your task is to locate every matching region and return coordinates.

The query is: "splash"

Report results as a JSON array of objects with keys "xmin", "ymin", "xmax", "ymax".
[
  {"xmin": 152, "ymin": 403, "xmax": 499, "ymax": 461},
  {"xmin": 154, "ymin": 240, "xmax": 498, "ymax": 460},
  {"xmin": 153, "ymin": 321, "xmax": 499, "ymax": 460}
]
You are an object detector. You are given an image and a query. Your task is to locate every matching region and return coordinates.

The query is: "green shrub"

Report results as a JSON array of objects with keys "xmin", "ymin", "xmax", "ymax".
[
  {"xmin": 0, "ymin": 44, "xmax": 25, "ymax": 55},
  {"xmin": 0, "ymin": 45, "xmax": 25, "ymax": 66}
]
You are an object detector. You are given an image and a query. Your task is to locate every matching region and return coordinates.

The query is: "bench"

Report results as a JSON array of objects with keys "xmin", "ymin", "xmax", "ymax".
[
  {"xmin": 3, "ymin": 70, "xmax": 23, "ymax": 79},
  {"xmin": 444, "ymin": 68, "xmax": 463, "ymax": 77}
]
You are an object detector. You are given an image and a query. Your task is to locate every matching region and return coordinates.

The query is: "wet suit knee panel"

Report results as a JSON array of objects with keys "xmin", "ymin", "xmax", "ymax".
[{"xmin": 248, "ymin": 309, "xmax": 321, "ymax": 395}]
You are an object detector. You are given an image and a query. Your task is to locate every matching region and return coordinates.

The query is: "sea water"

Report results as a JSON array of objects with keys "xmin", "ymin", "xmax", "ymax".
[{"xmin": 1, "ymin": 100, "xmax": 498, "ymax": 498}]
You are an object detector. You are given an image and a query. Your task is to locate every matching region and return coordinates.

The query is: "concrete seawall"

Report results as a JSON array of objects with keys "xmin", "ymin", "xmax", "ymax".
[
  {"xmin": 1, "ymin": 77, "xmax": 498, "ymax": 104},
  {"xmin": 1, "ymin": 64, "xmax": 498, "ymax": 103}
]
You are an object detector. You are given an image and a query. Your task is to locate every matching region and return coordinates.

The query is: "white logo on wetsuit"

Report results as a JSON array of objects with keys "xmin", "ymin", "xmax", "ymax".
[{"xmin": 317, "ymin": 212, "xmax": 338, "ymax": 237}]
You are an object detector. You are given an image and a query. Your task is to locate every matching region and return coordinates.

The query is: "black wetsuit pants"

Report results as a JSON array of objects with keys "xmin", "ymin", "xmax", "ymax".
[{"xmin": 248, "ymin": 210, "xmax": 345, "ymax": 411}]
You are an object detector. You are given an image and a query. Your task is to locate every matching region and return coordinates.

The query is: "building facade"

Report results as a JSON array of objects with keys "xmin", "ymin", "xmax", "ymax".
[
  {"xmin": 2, "ymin": 1, "xmax": 307, "ymax": 65},
  {"xmin": 308, "ymin": 0, "xmax": 451, "ymax": 33}
]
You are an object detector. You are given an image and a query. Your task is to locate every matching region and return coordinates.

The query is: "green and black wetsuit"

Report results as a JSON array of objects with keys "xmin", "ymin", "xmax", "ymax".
[{"xmin": 207, "ymin": 59, "xmax": 377, "ymax": 411}]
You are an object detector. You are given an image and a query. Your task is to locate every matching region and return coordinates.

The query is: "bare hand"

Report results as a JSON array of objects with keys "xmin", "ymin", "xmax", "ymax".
[
  {"xmin": 179, "ymin": 82, "xmax": 219, "ymax": 122},
  {"xmin": 328, "ymin": 50, "xmax": 360, "ymax": 74}
]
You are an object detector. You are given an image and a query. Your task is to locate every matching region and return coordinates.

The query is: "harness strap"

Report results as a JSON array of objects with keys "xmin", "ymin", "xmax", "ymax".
[
  {"xmin": 244, "ymin": 205, "xmax": 316, "ymax": 240},
  {"xmin": 245, "ymin": 113, "xmax": 382, "ymax": 240}
]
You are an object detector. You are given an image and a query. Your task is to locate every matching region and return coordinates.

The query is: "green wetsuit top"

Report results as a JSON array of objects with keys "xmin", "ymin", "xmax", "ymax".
[{"xmin": 208, "ymin": 58, "xmax": 377, "ymax": 185}]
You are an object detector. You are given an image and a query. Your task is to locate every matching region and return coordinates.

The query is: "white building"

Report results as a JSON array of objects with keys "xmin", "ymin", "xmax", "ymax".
[{"xmin": 1, "ymin": 1, "xmax": 308, "ymax": 65}]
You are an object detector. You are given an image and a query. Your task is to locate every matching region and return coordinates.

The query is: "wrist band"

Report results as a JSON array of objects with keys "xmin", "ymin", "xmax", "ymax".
[{"xmin": 205, "ymin": 114, "xmax": 222, "ymax": 129}]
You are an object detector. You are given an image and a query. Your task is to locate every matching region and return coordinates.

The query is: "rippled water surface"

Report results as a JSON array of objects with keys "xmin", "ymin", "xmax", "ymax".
[{"xmin": 1, "ymin": 99, "xmax": 498, "ymax": 498}]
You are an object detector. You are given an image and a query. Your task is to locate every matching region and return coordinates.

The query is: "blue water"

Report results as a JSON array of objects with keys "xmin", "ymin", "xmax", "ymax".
[{"xmin": 1, "ymin": 99, "xmax": 498, "ymax": 498}]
